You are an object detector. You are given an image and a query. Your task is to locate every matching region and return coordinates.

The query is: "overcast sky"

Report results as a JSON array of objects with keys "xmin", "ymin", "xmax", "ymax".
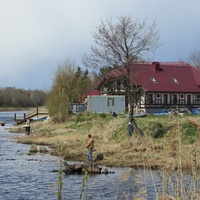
[{"xmin": 0, "ymin": 0, "xmax": 200, "ymax": 90}]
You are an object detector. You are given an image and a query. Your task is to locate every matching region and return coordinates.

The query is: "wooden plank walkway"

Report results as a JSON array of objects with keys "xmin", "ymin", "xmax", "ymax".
[{"xmin": 15, "ymin": 107, "xmax": 48, "ymax": 124}]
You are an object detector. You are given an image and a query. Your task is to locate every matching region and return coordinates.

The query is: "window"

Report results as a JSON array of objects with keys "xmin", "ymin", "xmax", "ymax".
[
  {"xmin": 107, "ymin": 98, "xmax": 114, "ymax": 106},
  {"xmin": 180, "ymin": 94, "xmax": 184, "ymax": 99},
  {"xmin": 196, "ymin": 94, "xmax": 200, "ymax": 99},
  {"xmin": 148, "ymin": 94, "xmax": 153, "ymax": 104},
  {"xmin": 172, "ymin": 77, "xmax": 179, "ymax": 84},
  {"xmin": 187, "ymin": 95, "xmax": 191, "ymax": 105},
  {"xmin": 150, "ymin": 77, "xmax": 157, "ymax": 83},
  {"xmin": 173, "ymin": 95, "xmax": 177, "ymax": 104},
  {"xmin": 164, "ymin": 94, "xmax": 168, "ymax": 104},
  {"xmin": 156, "ymin": 93, "xmax": 161, "ymax": 99}
]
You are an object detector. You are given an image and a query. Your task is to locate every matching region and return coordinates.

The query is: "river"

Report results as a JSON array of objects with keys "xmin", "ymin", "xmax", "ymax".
[{"xmin": 0, "ymin": 111, "xmax": 161, "ymax": 200}]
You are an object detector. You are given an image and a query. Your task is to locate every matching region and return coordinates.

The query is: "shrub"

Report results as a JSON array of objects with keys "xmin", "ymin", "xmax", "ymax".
[
  {"xmin": 182, "ymin": 123, "xmax": 197, "ymax": 137},
  {"xmin": 99, "ymin": 113, "xmax": 107, "ymax": 118},
  {"xmin": 182, "ymin": 123, "xmax": 198, "ymax": 143},
  {"xmin": 75, "ymin": 113, "xmax": 85, "ymax": 123},
  {"xmin": 29, "ymin": 144, "xmax": 38, "ymax": 153},
  {"xmin": 149, "ymin": 122, "xmax": 165, "ymax": 139}
]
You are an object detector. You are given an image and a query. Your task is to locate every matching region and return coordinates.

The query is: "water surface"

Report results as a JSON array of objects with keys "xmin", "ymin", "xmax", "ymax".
[{"xmin": 0, "ymin": 111, "xmax": 160, "ymax": 200}]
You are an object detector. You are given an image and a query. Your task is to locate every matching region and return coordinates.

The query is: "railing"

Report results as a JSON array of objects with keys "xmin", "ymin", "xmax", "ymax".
[{"xmin": 14, "ymin": 107, "xmax": 48, "ymax": 124}]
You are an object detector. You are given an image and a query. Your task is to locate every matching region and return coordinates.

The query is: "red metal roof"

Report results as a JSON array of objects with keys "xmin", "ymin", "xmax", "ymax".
[
  {"xmin": 96, "ymin": 62, "xmax": 200, "ymax": 93},
  {"xmin": 86, "ymin": 90, "xmax": 100, "ymax": 96},
  {"xmin": 81, "ymin": 90, "xmax": 100, "ymax": 102}
]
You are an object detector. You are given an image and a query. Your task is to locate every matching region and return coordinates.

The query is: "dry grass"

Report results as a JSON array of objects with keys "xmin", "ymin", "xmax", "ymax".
[{"xmin": 12, "ymin": 113, "xmax": 200, "ymax": 169}]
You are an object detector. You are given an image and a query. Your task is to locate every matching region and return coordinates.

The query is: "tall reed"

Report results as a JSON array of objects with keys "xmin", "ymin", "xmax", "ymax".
[
  {"xmin": 57, "ymin": 142, "xmax": 64, "ymax": 200},
  {"xmin": 80, "ymin": 171, "xmax": 89, "ymax": 200},
  {"xmin": 116, "ymin": 112, "xmax": 200, "ymax": 199}
]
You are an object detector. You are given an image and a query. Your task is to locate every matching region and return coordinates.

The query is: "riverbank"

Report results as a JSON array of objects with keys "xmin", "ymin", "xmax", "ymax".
[
  {"xmin": 0, "ymin": 107, "xmax": 35, "ymax": 111},
  {"xmin": 11, "ymin": 112, "xmax": 200, "ymax": 170}
]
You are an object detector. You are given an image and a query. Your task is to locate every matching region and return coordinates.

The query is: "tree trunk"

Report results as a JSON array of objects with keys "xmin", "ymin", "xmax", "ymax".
[
  {"xmin": 132, "ymin": 119, "xmax": 144, "ymax": 137},
  {"xmin": 129, "ymin": 103, "xmax": 144, "ymax": 137}
]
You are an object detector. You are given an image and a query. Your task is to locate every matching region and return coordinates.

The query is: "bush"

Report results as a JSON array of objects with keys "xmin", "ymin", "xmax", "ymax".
[
  {"xmin": 182, "ymin": 123, "xmax": 198, "ymax": 143},
  {"xmin": 75, "ymin": 113, "xmax": 85, "ymax": 123},
  {"xmin": 99, "ymin": 113, "xmax": 107, "ymax": 118},
  {"xmin": 182, "ymin": 123, "xmax": 197, "ymax": 136},
  {"xmin": 149, "ymin": 122, "xmax": 165, "ymax": 139}
]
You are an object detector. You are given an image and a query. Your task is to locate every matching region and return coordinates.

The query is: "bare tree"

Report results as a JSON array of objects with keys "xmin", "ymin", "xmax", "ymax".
[
  {"xmin": 83, "ymin": 15, "xmax": 160, "ymax": 136},
  {"xmin": 187, "ymin": 51, "xmax": 200, "ymax": 69}
]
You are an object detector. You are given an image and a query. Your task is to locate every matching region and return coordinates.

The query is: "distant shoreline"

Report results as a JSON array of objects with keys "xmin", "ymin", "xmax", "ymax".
[{"xmin": 0, "ymin": 107, "xmax": 38, "ymax": 112}]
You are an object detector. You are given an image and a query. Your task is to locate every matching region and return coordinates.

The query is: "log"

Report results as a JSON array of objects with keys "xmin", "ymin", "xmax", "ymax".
[
  {"xmin": 0, "ymin": 122, "xmax": 5, "ymax": 126},
  {"xmin": 63, "ymin": 162, "xmax": 74, "ymax": 174},
  {"xmin": 63, "ymin": 161, "xmax": 102, "ymax": 174}
]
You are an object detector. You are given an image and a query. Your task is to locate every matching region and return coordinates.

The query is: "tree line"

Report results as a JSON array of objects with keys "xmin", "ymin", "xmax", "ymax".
[
  {"xmin": 0, "ymin": 63, "xmax": 102, "ymax": 111},
  {"xmin": 0, "ymin": 87, "xmax": 47, "ymax": 107}
]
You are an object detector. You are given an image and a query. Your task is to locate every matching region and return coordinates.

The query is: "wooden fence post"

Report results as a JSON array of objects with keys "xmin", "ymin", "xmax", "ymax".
[{"xmin": 37, "ymin": 107, "xmax": 38, "ymax": 118}]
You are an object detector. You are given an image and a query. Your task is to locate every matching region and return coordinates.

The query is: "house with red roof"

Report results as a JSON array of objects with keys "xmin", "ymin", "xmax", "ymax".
[{"xmin": 95, "ymin": 62, "xmax": 200, "ymax": 114}]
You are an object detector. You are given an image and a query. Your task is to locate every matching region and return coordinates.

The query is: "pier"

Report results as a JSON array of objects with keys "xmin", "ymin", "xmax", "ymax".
[{"xmin": 14, "ymin": 107, "xmax": 48, "ymax": 124}]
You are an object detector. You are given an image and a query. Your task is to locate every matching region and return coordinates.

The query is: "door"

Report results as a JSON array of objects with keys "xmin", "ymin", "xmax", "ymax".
[
  {"xmin": 164, "ymin": 94, "xmax": 168, "ymax": 105},
  {"xmin": 173, "ymin": 95, "xmax": 177, "ymax": 104},
  {"xmin": 187, "ymin": 95, "xmax": 191, "ymax": 105}
]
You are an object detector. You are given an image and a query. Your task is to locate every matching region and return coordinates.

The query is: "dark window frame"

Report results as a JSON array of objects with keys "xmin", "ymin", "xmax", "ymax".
[{"xmin": 107, "ymin": 98, "xmax": 114, "ymax": 106}]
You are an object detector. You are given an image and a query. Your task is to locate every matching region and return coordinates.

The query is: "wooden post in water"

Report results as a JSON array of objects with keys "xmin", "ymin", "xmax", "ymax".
[{"xmin": 36, "ymin": 107, "xmax": 38, "ymax": 118}]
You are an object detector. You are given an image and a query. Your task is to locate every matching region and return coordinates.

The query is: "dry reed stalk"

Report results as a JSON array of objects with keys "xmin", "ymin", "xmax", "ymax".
[
  {"xmin": 119, "ymin": 168, "xmax": 133, "ymax": 184},
  {"xmin": 186, "ymin": 117, "xmax": 200, "ymax": 130}
]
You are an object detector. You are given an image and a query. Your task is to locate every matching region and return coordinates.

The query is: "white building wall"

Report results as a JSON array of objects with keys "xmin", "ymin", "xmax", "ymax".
[{"xmin": 87, "ymin": 95, "xmax": 125, "ymax": 114}]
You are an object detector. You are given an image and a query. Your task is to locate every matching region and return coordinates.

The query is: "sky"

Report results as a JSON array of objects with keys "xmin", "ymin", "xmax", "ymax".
[{"xmin": 0, "ymin": 0, "xmax": 200, "ymax": 90}]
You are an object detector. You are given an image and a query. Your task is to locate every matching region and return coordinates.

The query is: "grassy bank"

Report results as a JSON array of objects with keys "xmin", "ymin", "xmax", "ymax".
[{"xmin": 12, "ymin": 112, "xmax": 200, "ymax": 169}]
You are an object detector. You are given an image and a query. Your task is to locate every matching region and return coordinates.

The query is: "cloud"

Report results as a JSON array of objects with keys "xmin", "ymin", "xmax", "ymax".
[{"xmin": 0, "ymin": 0, "xmax": 199, "ymax": 90}]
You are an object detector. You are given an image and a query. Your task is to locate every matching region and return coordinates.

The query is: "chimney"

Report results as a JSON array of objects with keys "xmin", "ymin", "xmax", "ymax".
[{"xmin": 152, "ymin": 62, "xmax": 163, "ymax": 71}]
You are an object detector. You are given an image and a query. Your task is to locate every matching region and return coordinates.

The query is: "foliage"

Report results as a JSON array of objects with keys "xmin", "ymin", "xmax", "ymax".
[
  {"xmin": 47, "ymin": 88, "xmax": 69, "ymax": 123},
  {"xmin": 29, "ymin": 144, "xmax": 38, "ymax": 152},
  {"xmin": 99, "ymin": 113, "xmax": 107, "ymax": 118},
  {"xmin": 47, "ymin": 59, "xmax": 93, "ymax": 123},
  {"xmin": 148, "ymin": 121, "xmax": 166, "ymax": 138},
  {"xmin": 76, "ymin": 113, "xmax": 86, "ymax": 123},
  {"xmin": 181, "ymin": 123, "xmax": 198, "ymax": 144}
]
